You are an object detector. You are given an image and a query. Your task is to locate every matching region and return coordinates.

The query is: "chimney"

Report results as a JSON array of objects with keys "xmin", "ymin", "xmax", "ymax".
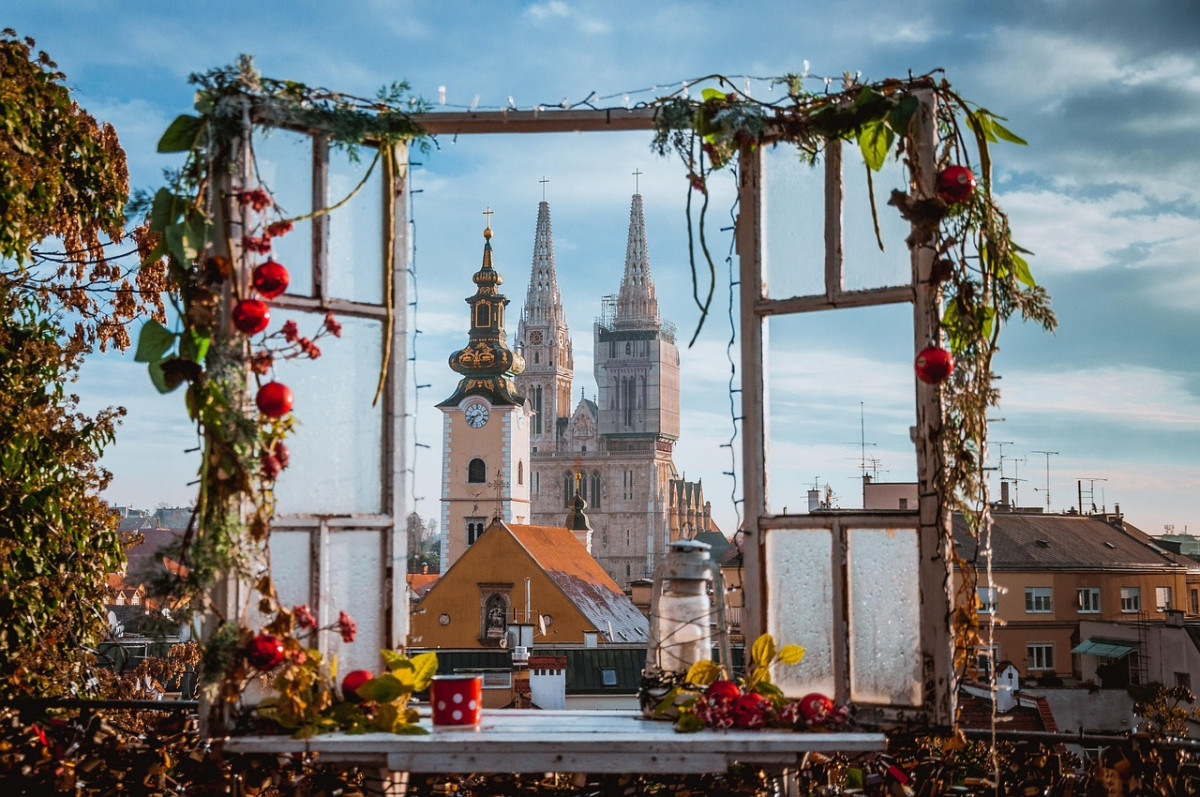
[
  {"xmin": 1000, "ymin": 480, "xmax": 1010, "ymax": 508},
  {"xmin": 808, "ymin": 489, "xmax": 821, "ymax": 513}
]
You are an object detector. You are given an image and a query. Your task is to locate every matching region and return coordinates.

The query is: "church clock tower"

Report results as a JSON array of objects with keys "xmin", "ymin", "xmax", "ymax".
[
  {"xmin": 438, "ymin": 215, "xmax": 531, "ymax": 569},
  {"xmin": 515, "ymin": 198, "xmax": 573, "ymax": 455}
]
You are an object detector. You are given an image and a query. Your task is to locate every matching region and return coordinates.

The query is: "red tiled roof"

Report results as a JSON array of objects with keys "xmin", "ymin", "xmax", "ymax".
[
  {"xmin": 407, "ymin": 572, "xmax": 439, "ymax": 598},
  {"xmin": 957, "ymin": 692, "xmax": 1058, "ymax": 732},
  {"xmin": 506, "ymin": 523, "xmax": 648, "ymax": 643}
]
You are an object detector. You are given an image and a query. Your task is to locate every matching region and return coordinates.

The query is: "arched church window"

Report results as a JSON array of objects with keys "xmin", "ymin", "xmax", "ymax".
[
  {"xmin": 468, "ymin": 458, "xmax": 486, "ymax": 483},
  {"xmin": 517, "ymin": 460, "xmax": 523, "ymax": 485},
  {"xmin": 475, "ymin": 303, "xmax": 491, "ymax": 327},
  {"xmin": 591, "ymin": 471, "xmax": 601, "ymax": 509},
  {"xmin": 564, "ymin": 472, "xmax": 573, "ymax": 508},
  {"xmin": 534, "ymin": 351, "xmax": 540, "ymax": 364},
  {"xmin": 625, "ymin": 342, "xmax": 631, "ymax": 355}
]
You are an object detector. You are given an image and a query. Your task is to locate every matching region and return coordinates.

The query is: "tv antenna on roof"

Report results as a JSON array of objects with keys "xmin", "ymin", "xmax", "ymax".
[{"xmin": 1032, "ymin": 450, "xmax": 1059, "ymax": 511}]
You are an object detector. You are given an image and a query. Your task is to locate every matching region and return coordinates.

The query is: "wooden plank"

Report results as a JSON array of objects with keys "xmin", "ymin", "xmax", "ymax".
[
  {"xmin": 736, "ymin": 144, "xmax": 767, "ymax": 645},
  {"xmin": 222, "ymin": 710, "xmax": 886, "ymax": 775},
  {"xmin": 387, "ymin": 141, "xmax": 410, "ymax": 652},
  {"xmin": 908, "ymin": 89, "xmax": 956, "ymax": 728},
  {"xmin": 754, "ymin": 285, "xmax": 913, "ymax": 316},
  {"xmin": 254, "ymin": 107, "xmax": 661, "ymax": 139},
  {"xmin": 312, "ymin": 136, "xmax": 329, "ymax": 300},
  {"xmin": 823, "ymin": 138, "xmax": 844, "ymax": 301}
]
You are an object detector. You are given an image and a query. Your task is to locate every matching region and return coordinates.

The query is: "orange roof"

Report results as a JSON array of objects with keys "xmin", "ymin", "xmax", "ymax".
[
  {"xmin": 505, "ymin": 523, "xmax": 648, "ymax": 643},
  {"xmin": 406, "ymin": 572, "xmax": 440, "ymax": 598}
]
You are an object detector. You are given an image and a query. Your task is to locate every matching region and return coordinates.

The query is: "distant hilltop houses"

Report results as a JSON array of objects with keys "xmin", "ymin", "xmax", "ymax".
[
  {"xmin": 105, "ymin": 505, "xmax": 192, "ymax": 640},
  {"xmin": 437, "ymin": 193, "xmax": 723, "ymax": 589}
]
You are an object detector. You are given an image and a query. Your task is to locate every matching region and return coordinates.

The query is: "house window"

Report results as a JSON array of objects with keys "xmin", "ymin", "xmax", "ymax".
[
  {"xmin": 976, "ymin": 586, "xmax": 997, "ymax": 614},
  {"xmin": 1156, "ymin": 586, "xmax": 1172, "ymax": 611},
  {"xmin": 467, "ymin": 458, "xmax": 486, "ymax": 483},
  {"xmin": 1077, "ymin": 587, "xmax": 1101, "ymax": 613},
  {"xmin": 975, "ymin": 645, "xmax": 999, "ymax": 678},
  {"xmin": 1026, "ymin": 643, "xmax": 1054, "ymax": 672},
  {"xmin": 1025, "ymin": 587, "xmax": 1052, "ymax": 614},
  {"xmin": 1177, "ymin": 672, "xmax": 1192, "ymax": 690},
  {"xmin": 600, "ymin": 668, "xmax": 619, "ymax": 687},
  {"xmin": 1191, "ymin": 588, "xmax": 1199, "ymax": 615},
  {"xmin": 1121, "ymin": 587, "xmax": 1141, "ymax": 613},
  {"xmin": 467, "ymin": 518, "xmax": 486, "ymax": 545}
]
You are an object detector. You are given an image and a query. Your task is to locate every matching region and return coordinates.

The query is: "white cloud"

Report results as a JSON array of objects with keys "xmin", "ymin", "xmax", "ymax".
[{"xmin": 1002, "ymin": 366, "xmax": 1200, "ymax": 429}]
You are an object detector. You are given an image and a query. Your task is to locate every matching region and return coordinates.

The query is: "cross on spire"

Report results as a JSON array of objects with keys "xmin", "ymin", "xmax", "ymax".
[
  {"xmin": 483, "ymin": 206, "xmax": 494, "ymax": 230},
  {"xmin": 632, "ymin": 168, "xmax": 643, "ymax": 194},
  {"xmin": 539, "ymin": 176, "xmax": 549, "ymax": 201}
]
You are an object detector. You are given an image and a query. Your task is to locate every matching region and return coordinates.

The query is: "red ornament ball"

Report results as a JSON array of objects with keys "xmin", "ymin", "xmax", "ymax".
[
  {"xmin": 732, "ymin": 692, "xmax": 772, "ymax": 729},
  {"xmin": 342, "ymin": 669, "xmax": 374, "ymax": 702},
  {"xmin": 256, "ymin": 381, "xmax": 293, "ymax": 418},
  {"xmin": 798, "ymin": 692, "xmax": 834, "ymax": 724},
  {"xmin": 915, "ymin": 345, "xmax": 954, "ymax": 384},
  {"xmin": 232, "ymin": 298, "xmax": 271, "ymax": 335},
  {"xmin": 706, "ymin": 680, "xmax": 742, "ymax": 704},
  {"xmin": 252, "ymin": 259, "xmax": 290, "ymax": 299},
  {"xmin": 246, "ymin": 633, "xmax": 285, "ymax": 671},
  {"xmin": 936, "ymin": 165, "xmax": 977, "ymax": 204}
]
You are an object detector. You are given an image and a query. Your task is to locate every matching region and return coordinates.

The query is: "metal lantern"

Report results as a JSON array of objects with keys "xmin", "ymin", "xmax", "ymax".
[{"xmin": 644, "ymin": 539, "xmax": 732, "ymax": 678}]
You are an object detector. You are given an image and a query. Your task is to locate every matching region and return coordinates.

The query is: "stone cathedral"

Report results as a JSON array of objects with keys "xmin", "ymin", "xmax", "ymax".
[{"xmin": 439, "ymin": 194, "xmax": 721, "ymax": 586}]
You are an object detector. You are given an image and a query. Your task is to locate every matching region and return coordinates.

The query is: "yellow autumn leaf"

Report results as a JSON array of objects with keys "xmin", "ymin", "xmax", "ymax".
[
  {"xmin": 777, "ymin": 644, "xmax": 805, "ymax": 665},
  {"xmin": 685, "ymin": 659, "xmax": 722, "ymax": 686},
  {"xmin": 751, "ymin": 634, "xmax": 777, "ymax": 667}
]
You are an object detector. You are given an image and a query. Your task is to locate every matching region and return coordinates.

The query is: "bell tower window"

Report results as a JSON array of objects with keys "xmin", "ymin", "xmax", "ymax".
[{"xmin": 468, "ymin": 458, "xmax": 486, "ymax": 483}]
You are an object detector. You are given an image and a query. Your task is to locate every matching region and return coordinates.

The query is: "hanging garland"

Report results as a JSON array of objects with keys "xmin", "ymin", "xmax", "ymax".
[
  {"xmin": 649, "ymin": 71, "xmax": 1056, "ymax": 685},
  {"xmin": 134, "ymin": 57, "xmax": 434, "ymax": 734}
]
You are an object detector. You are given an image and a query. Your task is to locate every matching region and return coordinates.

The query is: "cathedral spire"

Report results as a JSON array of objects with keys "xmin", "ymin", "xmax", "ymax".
[
  {"xmin": 616, "ymin": 193, "xmax": 659, "ymax": 328},
  {"xmin": 524, "ymin": 199, "xmax": 562, "ymax": 322}
]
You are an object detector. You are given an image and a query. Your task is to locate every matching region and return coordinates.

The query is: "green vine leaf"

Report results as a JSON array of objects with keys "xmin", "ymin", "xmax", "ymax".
[
  {"xmin": 157, "ymin": 114, "xmax": 203, "ymax": 152},
  {"xmin": 134, "ymin": 319, "xmax": 176, "ymax": 363},
  {"xmin": 858, "ymin": 118, "xmax": 893, "ymax": 172}
]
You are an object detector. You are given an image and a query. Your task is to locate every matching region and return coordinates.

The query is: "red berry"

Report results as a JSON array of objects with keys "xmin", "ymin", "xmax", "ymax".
[
  {"xmin": 732, "ymin": 692, "xmax": 771, "ymax": 729},
  {"xmin": 342, "ymin": 670, "xmax": 374, "ymax": 702},
  {"xmin": 915, "ymin": 345, "xmax": 954, "ymax": 384},
  {"xmin": 936, "ymin": 165, "xmax": 977, "ymax": 204},
  {"xmin": 252, "ymin": 259, "xmax": 290, "ymax": 299},
  {"xmin": 706, "ymin": 680, "xmax": 741, "ymax": 703},
  {"xmin": 798, "ymin": 692, "xmax": 834, "ymax": 723},
  {"xmin": 246, "ymin": 634, "xmax": 285, "ymax": 670},
  {"xmin": 256, "ymin": 381, "xmax": 293, "ymax": 417},
  {"xmin": 232, "ymin": 298, "xmax": 271, "ymax": 335}
]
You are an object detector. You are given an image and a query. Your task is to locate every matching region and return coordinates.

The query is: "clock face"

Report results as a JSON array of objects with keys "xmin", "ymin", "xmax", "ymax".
[
  {"xmin": 465, "ymin": 402, "xmax": 490, "ymax": 428},
  {"xmin": 529, "ymin": 330, "xmax": 543, "ymax": 345}
]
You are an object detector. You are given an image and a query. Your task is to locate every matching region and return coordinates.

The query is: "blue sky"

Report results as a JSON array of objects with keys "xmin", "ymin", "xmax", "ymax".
[{"xmin": 10, "ymin": 0, "xmax": 1198, "ymax": 537}]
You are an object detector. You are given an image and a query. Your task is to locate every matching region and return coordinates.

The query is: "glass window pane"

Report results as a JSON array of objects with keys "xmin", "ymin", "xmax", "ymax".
[
  {"xmin": 765, "ymin": 310, "xmax": 915, "ymax": 515},
  {"xmin": 327, "ymin": 145, "xmax": 384, "ymax": 304},
  {"xmin": 848, "ymin": 527, "xmax": 921, "ymax": 705},
  {"xmin": 841, "ymin": 144, "xmax": 912, "ymax": 292},
  {"xmin": 765, "ymin": 528, "xmax": 834, "ymax": 697},
  {"xmin": 763, "ymin": 144, "xmax": 825, "ymax": 299},
  {"xmin": 252, "ymin": 130, "xmax": 314, "ymax": 296},
  {"xmin": 270, "ymin": 530, "xmax": 312, "ymax": 609},
  {"xmin": 270, "ymin": 312, "xmax": 385, "ymax": 514},
  {"xmin": 328, "ymin": 530, "xmax": 384, "ymax": 674}
]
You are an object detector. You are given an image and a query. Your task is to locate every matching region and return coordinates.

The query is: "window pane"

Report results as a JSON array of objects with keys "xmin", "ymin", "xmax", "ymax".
[
  {"xmin": 327, "ymin": 145, "xmax": 384, "ymax": 304},
  {"xmin": 252, "ymin": 130, "xmax": 314, "ymax": 297},
  {"xmin": 765, "ymin": 528, "xmax": 834, "ymax": 697},
  {"xmin": 848, "ymin": 527, "xmax": 921, "ymax": 705},
  {"xmin": 270, "ymin": 530, "xmax": 312, "ymax": 609},
  {"xmin": 762, "ymin": 144, "xmax": 824, "ymax": 299},
  {"xmin": 328, "ymin": 530, "xmax": 384, "ymax": 674},
  {"xmin": 271, "ymin": 312, "xmax": 385, "ymax": 514},
  {"xmin": 762, "ymin": 143, "xmax": 911, "ymax": 299},
  {"xmin": 765, "ymin": 310, "xmax": 915, "ymax": 515}
]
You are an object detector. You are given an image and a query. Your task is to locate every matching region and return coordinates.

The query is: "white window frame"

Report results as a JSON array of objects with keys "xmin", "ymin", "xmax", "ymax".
[
  {"xmin": 1121, "ymin": 587, "xmax": 1141, "ymax": 613},
  {"xmin": 1156, "ymin": 586, "xmax": 1172, "ymax": 611},
  {"xmin": 1025, "ymin": 586, "xmax": 1053, "ymax": 614},
  {"xmin": 1026, "ymin": 643, "xmax": 1054, "ymax": 672},
  {"xmin": 737, "ymin": 91, "xmax": 954, "ymax": 728},
  {"xmin": 976, "ymin": 586, "xmax": 997, "ymax": 614},
  {"xmin": 1077, "ymin": 587, "xmax": 1101, "ymax": 614}
]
